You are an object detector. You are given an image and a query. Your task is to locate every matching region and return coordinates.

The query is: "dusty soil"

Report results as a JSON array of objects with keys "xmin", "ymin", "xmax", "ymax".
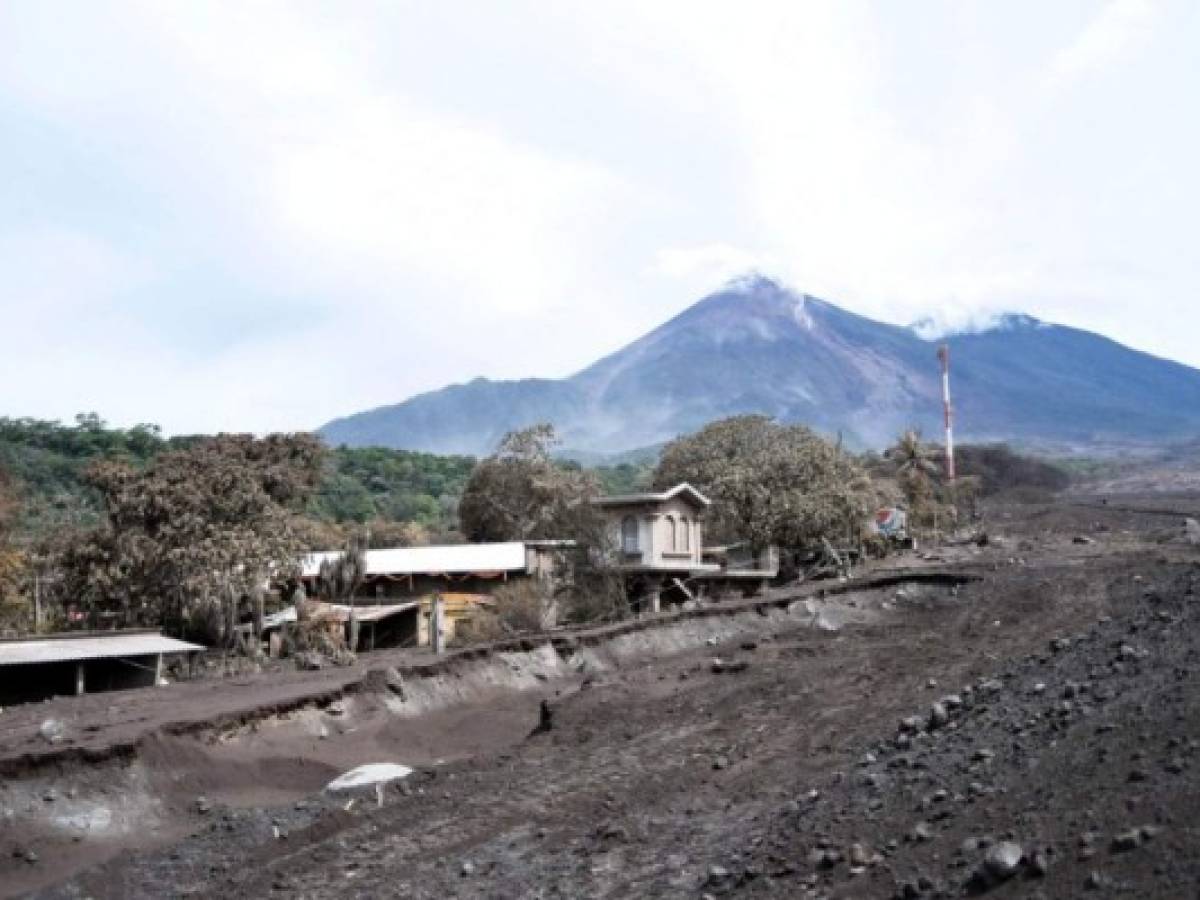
[{"xmin": 3, "ymin": 493, "xmax": 1199, "ymax": 899}]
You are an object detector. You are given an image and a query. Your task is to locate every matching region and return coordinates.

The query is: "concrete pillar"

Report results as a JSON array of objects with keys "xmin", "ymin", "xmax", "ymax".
[
  {"xmin": 75, "ymin": 662, "xmax": 86, "ymax": 696},
  {"xmin": 649, "ymin": 583, "xmax": 662, "ymax": 615},
  {"xmin": 431, "ymin": 593, "xmax": 445, "ymax": 655},
  {"xmin": 154, "ymin": 653, "xmax": 163, "ymax": 687}
]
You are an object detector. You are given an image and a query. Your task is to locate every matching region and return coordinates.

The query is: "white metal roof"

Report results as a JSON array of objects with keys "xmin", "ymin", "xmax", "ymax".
[
  {"xmin": 261, "ymin": 601, "xmax": 419, "ymax": 630},
  {"xmin": 0, "ymin": 632, "xmax": 205, "ymax": 666},
  {"xmin": 592, "ymin": 482, "xmax": 711, "ymax": 508},
  {"xmin": 301, "ymin": 542, "xmax": 529, "ymax": 579}
]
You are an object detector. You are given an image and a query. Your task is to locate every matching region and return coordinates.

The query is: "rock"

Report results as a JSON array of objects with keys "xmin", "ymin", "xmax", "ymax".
[
  {"xmin": 711, "ymin": 658, "xmax": 749, "ymax": 674},
  {"xmin": 1028, "ymin": 851, "xmax": 1050, "ymax": 877},
  {"xmin": 1073, "ymin": 535, "xmax": 1096, "ymax": 545},
  {"xmin": 23, "ymin": 848, "xmax": 38, "ymax": 864},
  {"xmin": 461, "ymin": 861, "xmax": 476, "ymax": 876},
  {"xmin": 928, "ymin": 702, "xmax": 950, "ymax": 729},
  {"xmin": 42, "ymin": 788, "xmax": 57, "ymax": 802},
  {"xmin": 1050, "ymin": 637, "xmax": 1071, "ymax": 653},
  {"xmin": 972, "ymin": 748, "xmax": 994, "ymax": 762},
  {"xmin": 1139, "ymin": 824, "xmax": 1162, "ymax": 842},
  {"xmin": 196, "ymin": 797, "xmax": 213, "ymax": 814},
  {"xmin": 982, "ymin": 841, "xmax": 1024, "ymax": 880},
  {"xmin": 900, "ymin": 715, "xmax": 925, "ymax": 733},
  {"xmin": 848, "ymin": 843, "xmax": 871, "ymax": 867},
  {"xmin": 1110, "ymin": 829, "xmax": 1141, "ymax": 852},
  {"xmin": 911, "ymin": 821, "xmax": 933, "ymax": 843},
  {"xmin": 713, "ymin": 755, "xmax": 729, "ymax": 770},
  {"xmin": 707, "ymin": 865, "xmax": 729, "ymax": 883},
  {"xmin": 1085, "ymin": 871, "xmax": 1109, "ymax": 890},
  {"xmin": 39, "ymin": 719, "xmax": 66, "ymax": 744},
  {"xmin": 1184, "ymin": 518, "xmax": 1200, "ymax": 545}
]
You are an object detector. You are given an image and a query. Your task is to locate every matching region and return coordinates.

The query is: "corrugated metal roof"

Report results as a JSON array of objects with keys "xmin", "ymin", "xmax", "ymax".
[
  {"xmin": 0, "ymin": 633, "xmax": 205, "ymax": 666},
  {"xmin": 262, "ymin": 601, "xmax": 419, "ymax": 630},
  {"xmin": 301, "ymin": 542, "xmax": 529, "ymax": 579}
]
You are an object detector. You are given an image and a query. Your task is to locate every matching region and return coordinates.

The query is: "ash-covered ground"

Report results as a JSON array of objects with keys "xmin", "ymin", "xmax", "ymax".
[{"xmin": 5, "ymin": 494, "xmax": 1200, "ymax": 899}]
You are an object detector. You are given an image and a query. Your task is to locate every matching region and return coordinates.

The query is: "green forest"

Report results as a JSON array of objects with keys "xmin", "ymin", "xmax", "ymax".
[{"xmin": 0, "ymin": 414, "xmax": 653, "ymax": 543}]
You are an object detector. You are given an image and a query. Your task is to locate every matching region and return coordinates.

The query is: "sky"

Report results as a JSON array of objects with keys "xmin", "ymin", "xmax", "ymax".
[{"xmin": 1, "ymin": 0, "xmax": 1197, "ymax": 435}]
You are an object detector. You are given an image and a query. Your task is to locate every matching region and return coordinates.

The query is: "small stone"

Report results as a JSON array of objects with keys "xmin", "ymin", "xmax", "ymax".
[
  {"xmin": 930, "ymin": 702, "xmax": 950, "ymax": 727},
  {"xmin": 1028, "ymin": 851, "xmax": 1050, "ymax": 877},
  {"xmin": 460, "ymin": 861, "xmax": 476, "ymax": 876},
  {"xmin": 848, "ymin": 843, "xmax": 871, "ymax": 867},
  {"xmin": 911, "ymin": 821, "xmax": 933, "ymax": 842},
  {"xmin": 38, "ymin": 719, "xmax": 66, "ymax": 745},
  {"xmin": 713, "ymin": 755, "xmax": 729, "ymax": 770},
  {"xmin": 1110, "ymin": 829, "xmax": 1141, "ymax": 853},
  {"xmin": 707, "ymin": 865, "xmax": 729, "ymax": 883},
  {"xmin": 1128, "ymin": 768, "xmax": 1149, "ymax": 783},
  {"xmin": 900, "ymin": 715, "xmax": 924, "ymax": 733},
  {"xmin": 1085, "ymin": 871, "xmax": 1109, "ymax": 890},
  {"xmin": 1139, "ymin": 824, "xmax": 1161, "ymax": 842},
  {"xmin": 983, "ymin": 841, "xmax": 1023, "ymax": 880},
  {"xmin": 972, "ymin": 748, "xmax": 994, "ymax": 762}
]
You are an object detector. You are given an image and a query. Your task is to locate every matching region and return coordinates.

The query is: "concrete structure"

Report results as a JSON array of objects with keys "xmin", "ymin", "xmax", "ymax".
[
  {"xmin": 593, "ymin": 484, "xmax": 718, "ymax": 574},
  {"xmin": 593, "ymin": 483, "xmax": 778, "ymax": 611},
  {"xmin": 0, "ymin": 631, "xmax": 203, "ymax": 705}
]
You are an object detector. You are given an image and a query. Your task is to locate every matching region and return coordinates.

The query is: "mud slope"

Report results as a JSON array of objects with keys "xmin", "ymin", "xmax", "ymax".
[{"xmin": 2, "ymin": 583, "xmax": 903, "ymax": 898}]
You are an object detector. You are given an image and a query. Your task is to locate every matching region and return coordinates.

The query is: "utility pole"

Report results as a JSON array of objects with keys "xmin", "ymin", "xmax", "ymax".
[{"xmin": 938, "ymin": 343, "xmax": 956, "ymax": 483}]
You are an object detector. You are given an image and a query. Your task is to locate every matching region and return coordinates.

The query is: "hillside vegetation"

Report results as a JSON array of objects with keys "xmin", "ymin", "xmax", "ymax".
[
  {"xmin": 0, "ymin": 415, "xmax": 658, "ymax": 544},
  {"xmin": 0, "ymin": 415, "xmax": 477, "ymax": 540}
]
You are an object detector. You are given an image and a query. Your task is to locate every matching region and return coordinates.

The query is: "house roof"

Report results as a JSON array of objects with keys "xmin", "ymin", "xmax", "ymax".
[
  {"xmin": 301, "ymin": 542, "xmax": 530, "ymax": 579},
  {"xmin": 0, "ymin": 631, "xmax": 205, "ymax": 667},
  {"xmin": 261, "ymin": 601, "xmax": 419, "ymax": 631},
  {"xmin": 592, "ymin": 482, "xmax": 711, "ymax": 509}
]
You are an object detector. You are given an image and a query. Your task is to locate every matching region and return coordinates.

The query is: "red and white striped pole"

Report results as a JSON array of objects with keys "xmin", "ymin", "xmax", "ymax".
[{"xmin": 938, "ymin": 344, "xmax": 956, "ymax": 483}]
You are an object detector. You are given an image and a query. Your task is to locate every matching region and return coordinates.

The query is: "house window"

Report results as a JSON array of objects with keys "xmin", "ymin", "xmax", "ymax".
[
  {"xmin": 665, "ymin": 515, "xmax": 677, "ymax": 551},
  {"xmin": 680, "ymin": 517, "xmax": 690, "ymax": 552},
  {"xmin": 621, "ymin": 515, "xmax": 639, "ymax": 553}
]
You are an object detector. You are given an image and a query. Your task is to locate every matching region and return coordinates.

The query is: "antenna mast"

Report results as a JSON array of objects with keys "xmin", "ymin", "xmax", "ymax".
[{"xmin": 938, "ymin": 344, "xmax": 956, "ymax": 483}]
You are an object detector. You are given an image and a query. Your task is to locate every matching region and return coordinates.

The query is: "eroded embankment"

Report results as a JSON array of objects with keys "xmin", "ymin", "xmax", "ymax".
[{"xmin": 0, "ymin": 573, "xmax": 975, "ymax": 898}]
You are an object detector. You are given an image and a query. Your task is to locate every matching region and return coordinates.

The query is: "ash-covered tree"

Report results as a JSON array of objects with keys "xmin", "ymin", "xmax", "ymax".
[
  {"xmin": 53, "ymin": 433, "xmax": 326, "ymax": 643},
  {"xmin": 458, "ymin": 424, "xmax": 602, "ymax": 542},
  {"xmin": 653, "ymin": 415, "xmax": 873, "ymax": 551},
  {"xmin": 0, "ymin": 467, "xmax": 26, "ymax": 629},
  {"xmin": 459, "ymin": 425, "xmax": 624, "ymax": 623}
]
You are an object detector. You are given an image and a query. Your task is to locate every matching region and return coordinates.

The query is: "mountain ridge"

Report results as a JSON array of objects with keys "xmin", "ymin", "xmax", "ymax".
[{"xmin": 321, "ymin": 277, "xmax": 1200, "ymax": 456}]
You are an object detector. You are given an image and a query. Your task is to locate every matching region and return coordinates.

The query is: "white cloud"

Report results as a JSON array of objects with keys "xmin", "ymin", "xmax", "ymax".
[
  {"xmin": 654, "ymin": 244, "xmax": 772, "ymax": 285},
  {"xmin": 0, "ymin": 0, "xmax": 1197, "ymax": 434},
  {"xmin": 1049, "ymin": 0, "xmax": 1160, "ymax": 89}
]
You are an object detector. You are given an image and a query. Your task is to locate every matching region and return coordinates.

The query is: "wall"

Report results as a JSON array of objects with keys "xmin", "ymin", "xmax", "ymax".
[{"xmin": 606, "ymin": 497, "xmax": 705, "ymax": 568}]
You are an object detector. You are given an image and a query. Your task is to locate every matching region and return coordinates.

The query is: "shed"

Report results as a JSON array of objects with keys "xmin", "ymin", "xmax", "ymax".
[{"xmin": 0, "ymin": 631, "xmax": 204, "ymax": 705}]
